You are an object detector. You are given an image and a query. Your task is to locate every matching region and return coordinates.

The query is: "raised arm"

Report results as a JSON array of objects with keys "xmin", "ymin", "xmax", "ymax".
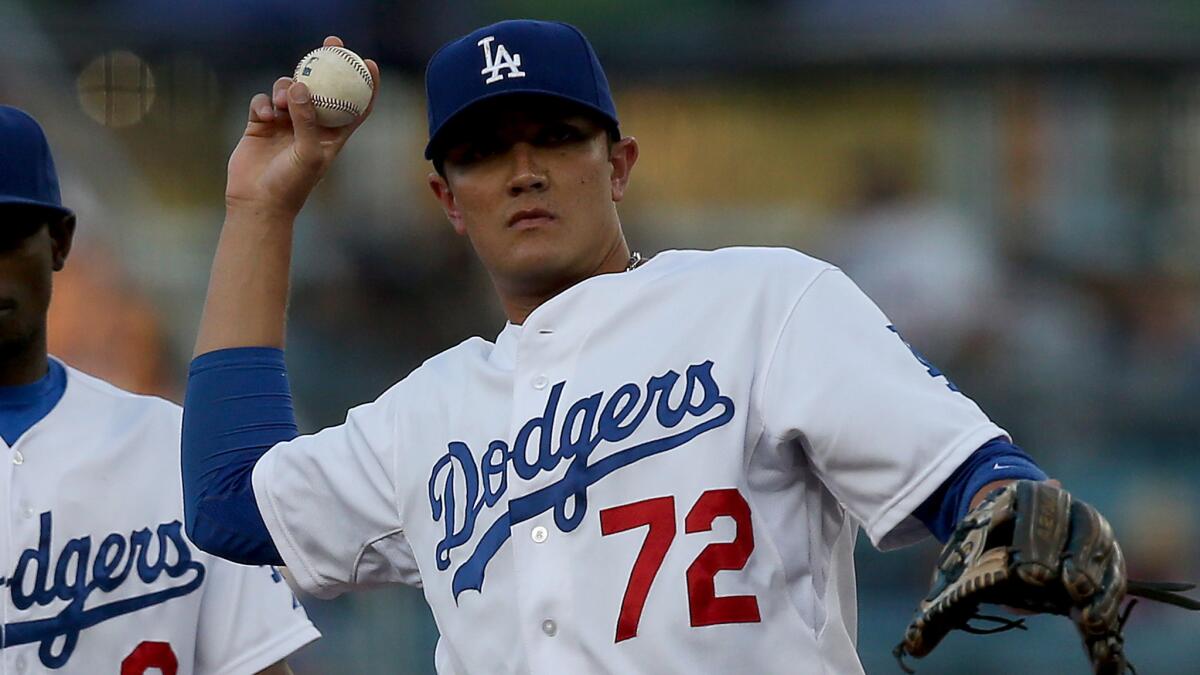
[
  {"xmin": 182, "ymin": 37, "xmax": 379, "ymax": 564},
  {"xmin": 195, "ymin": 35, "xmax": 379, "ymax": 355}
]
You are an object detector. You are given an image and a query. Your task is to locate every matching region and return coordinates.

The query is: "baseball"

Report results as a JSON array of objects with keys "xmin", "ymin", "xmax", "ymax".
[{"xmin": 292, "ymin": 46, "xmax": 374, "ymax": 127}]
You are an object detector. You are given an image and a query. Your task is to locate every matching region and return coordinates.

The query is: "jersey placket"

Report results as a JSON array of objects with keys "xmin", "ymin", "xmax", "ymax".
[
  {"xmin": 505, "ymin": 312, "xmax": 587, "ymax": 673},
  {"xmin": 3, "ymin": 434, "xmax": 39, "ymax": 675},
  {"xmin": 1, "ymin": 438, "xmax": 11, "ymax": 674}
]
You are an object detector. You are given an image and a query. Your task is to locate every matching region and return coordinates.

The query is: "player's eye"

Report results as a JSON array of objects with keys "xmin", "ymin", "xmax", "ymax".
[
  {"xmin": 446, "ymin": 138, "xmax": 504, "ymax": 165},
  {"xmin": 537, "ymin": 124, "xmax": 584, "ymax": 146}
]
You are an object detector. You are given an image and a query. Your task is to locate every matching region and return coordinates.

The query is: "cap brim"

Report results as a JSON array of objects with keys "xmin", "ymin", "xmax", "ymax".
[
  {"xmin": 0, "ymin": 196, "xmax": 73, "ymax": 220},
  {"xmin": 424, "ymin": 89, "xmax": 619, "ymax": 160}
]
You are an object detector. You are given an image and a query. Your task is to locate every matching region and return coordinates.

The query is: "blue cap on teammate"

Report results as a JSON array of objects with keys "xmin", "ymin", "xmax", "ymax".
[
  {"xmin": 424, "ymin": 19, "xmax": 620, "ymax": 159},
  {"xmin": 0, "ymin": 106, "xmax": 73, "ymax": 219}
]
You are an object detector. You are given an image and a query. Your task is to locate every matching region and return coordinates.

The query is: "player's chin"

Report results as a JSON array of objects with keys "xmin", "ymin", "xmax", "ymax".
[
  {"xmin": 0, "ymin": 318, "xmax": 39, "ymax": 358},
  {"xmin": 501, "ymin": 231, "xmax": 566, "ymax": 262},
  {"xmin": 502, "ymin": 243, "xmax": 579, "ymax": 286}
]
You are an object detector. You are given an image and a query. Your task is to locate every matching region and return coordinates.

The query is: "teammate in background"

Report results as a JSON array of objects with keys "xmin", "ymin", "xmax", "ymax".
[
  {"xmin": 179, "ymin": 24, "xmax": 1182, "ymax": 674},
  {"xmin": 0, "ymin": 106, "xmax": 319, "ymax": 674}
]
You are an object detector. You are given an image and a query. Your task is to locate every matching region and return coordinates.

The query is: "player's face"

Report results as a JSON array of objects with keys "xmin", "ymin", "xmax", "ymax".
[
  {"xmin": 428, "ymin": 98, "xmax": 638, "ymax": 304},
  {"xmin": 0, "ymin": 207, "xmax": 74, "ymax": 356}
]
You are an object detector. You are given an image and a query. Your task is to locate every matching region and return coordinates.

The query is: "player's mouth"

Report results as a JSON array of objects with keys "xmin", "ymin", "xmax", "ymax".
[{"xmin": 507, "ymin": 208, "xmax": 556, "ymax": 230}]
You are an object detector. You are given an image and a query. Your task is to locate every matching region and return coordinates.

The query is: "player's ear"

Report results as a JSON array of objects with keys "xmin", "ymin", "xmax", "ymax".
[
  {"xmin": 609, "ymin": 136, "xmax": 638, "ymax": 203},
  {"xmin": 48, "ymin": 213, "xmax": 76, "ymax": 271},
  {"xmin": 427, "ymin": 172, "xmax": 467, "ymax": 236}
]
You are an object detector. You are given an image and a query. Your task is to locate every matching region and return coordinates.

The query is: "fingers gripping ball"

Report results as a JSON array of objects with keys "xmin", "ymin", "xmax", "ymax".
[{"xmin": 292, "ymin": 46, "xmax": 374, "ymax": 127}]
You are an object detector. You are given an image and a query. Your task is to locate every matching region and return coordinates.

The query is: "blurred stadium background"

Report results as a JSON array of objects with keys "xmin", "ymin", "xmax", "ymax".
[{"xmin": 4, "ymin": 0, "xmax": 1199, "ymax": 672}]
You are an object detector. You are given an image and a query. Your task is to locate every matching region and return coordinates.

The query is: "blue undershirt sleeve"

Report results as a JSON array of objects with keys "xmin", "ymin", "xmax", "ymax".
[
  {"xmin": 181, "ymin": 347, "xmax": 297, "ymax": 565},
  {"xmin": 913, "ymin": 437, "xmax": 1049, "ymax": 542}
]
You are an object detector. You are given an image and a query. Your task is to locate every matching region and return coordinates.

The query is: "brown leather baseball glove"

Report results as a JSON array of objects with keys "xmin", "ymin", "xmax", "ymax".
[{"xmin": 894, "ymin": 480, "xmax": 1200, "ymax": 674}]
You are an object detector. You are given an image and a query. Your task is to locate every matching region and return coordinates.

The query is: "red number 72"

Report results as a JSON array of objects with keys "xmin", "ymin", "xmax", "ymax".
[{"xmin": 599, "ymin": 488, "xmax": 761, "ymax": 642}]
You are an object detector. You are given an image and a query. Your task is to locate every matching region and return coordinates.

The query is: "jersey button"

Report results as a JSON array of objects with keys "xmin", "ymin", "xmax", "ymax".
[
  {"xmin": 12, "ymin": 449, "xmax": 24, "ymax": 465},
  {"xmin": 541, "ymin": 619, "xmax": 557, "ymax": 637},
  {"xmin": 531, "ymin": 526, "xmax": 548, "ymax": 543},
  {"xmin": 20, "ymin": 502, "xmax": 33, "ymax": 519},
  {"xmin": 15, "ymin": 654, "xmax": 27, "ymax": 672},
  {"xmin": 532, "ymin": 375, "xmax": 548, "ymax": 390}
]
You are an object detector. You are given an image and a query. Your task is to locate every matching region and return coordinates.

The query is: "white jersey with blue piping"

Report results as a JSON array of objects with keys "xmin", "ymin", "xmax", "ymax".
[
  {"xmin": 0, "ymin": 362, "xmax": 318, "ymax": 674},
  {"xmin": 252, "ymin": 246, "xmax": 1006, "ymax": 674}
]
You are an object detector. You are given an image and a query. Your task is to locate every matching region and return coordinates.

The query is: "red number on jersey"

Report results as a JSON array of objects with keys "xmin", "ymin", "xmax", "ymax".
[
  {"xmin": 601, "ymin": 488, "xmax": 760, "ymax": 642},
  {"xmin": 599, "ymin": 496, "xmax": 676, "ymax": 642},
  {"xmin": 685, "ymin": 488, "xmax": 761, "ymax": 626},
  {"xmin": 122, "ymin": 641, "xmax": 178, "ymax": 675}
]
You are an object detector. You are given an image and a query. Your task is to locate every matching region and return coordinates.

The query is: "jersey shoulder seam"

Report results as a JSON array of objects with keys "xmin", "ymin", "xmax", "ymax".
[
  {"xmin": 61, "ymin": 363, "xmax": 180, "ymax": 410},
  {"xmin": 405, "ymin": 335, "xmax": 493, "ymax": 382},
  {"xmin": 756, "ymin": 265, "xmax": 841, "ymax": 415}
]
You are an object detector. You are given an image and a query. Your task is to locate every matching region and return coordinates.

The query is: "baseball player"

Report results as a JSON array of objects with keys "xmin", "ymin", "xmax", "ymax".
[
  {"xmin": 0, "ymin": 106, "xmax": 320, "ymax": 674},
  {"xmin": 180, "ymin": 23, "xmax": 1194, "ymax": 674}
]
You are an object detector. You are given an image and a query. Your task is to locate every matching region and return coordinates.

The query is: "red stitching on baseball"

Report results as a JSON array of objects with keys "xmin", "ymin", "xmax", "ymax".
[
  {"xmin": 328, "ymin": 47, "xmax": 373, "ymax": 87},
  {"xmin": 310, "ymin": 94, "xmax": 361, "ymax": 117}
]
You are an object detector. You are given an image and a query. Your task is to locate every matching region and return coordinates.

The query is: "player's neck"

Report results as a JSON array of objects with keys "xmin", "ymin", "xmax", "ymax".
[
  {"xmin": 500, "ymin": 239, "xmax": 631, "ymax": 325},
  {"xmin": 0, "ymin": 337, "xmax": 49, "ymax": 387}
]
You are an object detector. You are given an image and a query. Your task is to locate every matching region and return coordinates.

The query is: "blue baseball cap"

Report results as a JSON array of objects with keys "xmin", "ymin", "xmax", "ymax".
[
  {"xmin": 0, "ymin": 106, "xmax": 72, "ymax": 219},
  {"xmin": 424, "ymin": 19, "xmax": 619, "ymax": 160}
]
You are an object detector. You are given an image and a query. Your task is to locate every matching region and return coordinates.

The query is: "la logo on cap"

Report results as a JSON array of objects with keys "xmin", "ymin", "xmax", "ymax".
[{"xmin": 477, "ymin": 36, "xmax": 525, "ymax": 84}]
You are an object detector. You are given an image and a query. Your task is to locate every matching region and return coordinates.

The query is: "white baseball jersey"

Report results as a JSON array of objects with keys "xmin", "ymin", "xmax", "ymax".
[
  {"xmin": 1, "ymin": 362, "xmax": 319, "ymax": 674},
  {"xmin": 252, "ymin": 247, "xmax": 1006, "ymax": 674}
]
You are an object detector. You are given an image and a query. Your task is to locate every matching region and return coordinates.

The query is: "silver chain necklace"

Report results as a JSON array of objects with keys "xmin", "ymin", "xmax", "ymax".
[{"xmin": 625, "ymin": 251, "xmax": 645, "ymax": 272}]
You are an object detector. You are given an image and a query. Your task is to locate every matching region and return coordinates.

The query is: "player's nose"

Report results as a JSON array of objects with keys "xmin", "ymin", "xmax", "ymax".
[{"xmin": 506, "ymin": 143, "xmax": 548, "ymax": 196}]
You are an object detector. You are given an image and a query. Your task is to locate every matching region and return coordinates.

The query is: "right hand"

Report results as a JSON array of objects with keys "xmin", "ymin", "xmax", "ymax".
[{"xmin": 225, "ymin": 35, "xmax": 381, "ymax": 221}]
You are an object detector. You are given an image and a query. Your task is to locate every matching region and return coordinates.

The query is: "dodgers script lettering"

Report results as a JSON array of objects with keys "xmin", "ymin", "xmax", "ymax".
[
  {"xmin": 0, "ymin": 512, "xmax": 205, "ymax": 668},
  {"xmin": 428, "ymin": 360, "xmax": 735, "ymax": 599}
]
